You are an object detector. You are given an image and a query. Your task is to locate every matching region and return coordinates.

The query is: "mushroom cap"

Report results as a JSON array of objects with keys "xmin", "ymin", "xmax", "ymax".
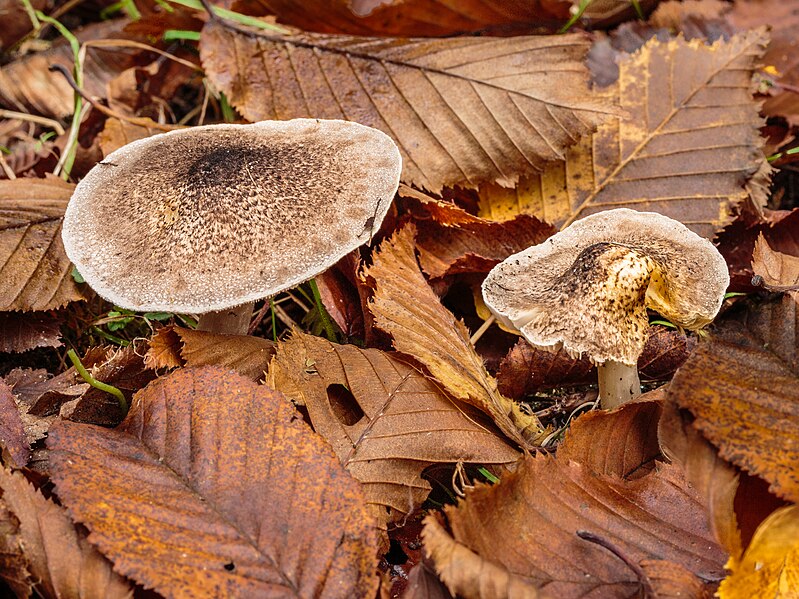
[
  {"xmin": 62, "ymin": 119, "xmax": 401, "ymax": 313},
  {"xmin": 481, "ymin": 209, "xmax": 729, "ymax": 365}
]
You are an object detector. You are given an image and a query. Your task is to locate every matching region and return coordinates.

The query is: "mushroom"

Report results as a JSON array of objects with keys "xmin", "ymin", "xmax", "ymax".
[
  {"xmin": 62, "ymin": 119, "xmax": 402, "ymax": 335},
  {"xmin": 481, "ymin": 209, "xmax": 729, "ymax": 409}
]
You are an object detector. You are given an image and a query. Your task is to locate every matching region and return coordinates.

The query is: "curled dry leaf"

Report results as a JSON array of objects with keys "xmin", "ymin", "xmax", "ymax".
[
  {"xmin": 658, "ymin": 400, "xmax": 742, "ymax": 562},
  {"xmin": 48, "ymin": 366, "xmax": 378, "ymax": 598},
  {"xmin": 497, "ymin": 326, "xmax": 696, "ymax": 399},
  {"xmin": 717, "ymin": 505, "xmax": 799, "ymax": 599},
  {"xmin": 0, "ymin": 311, "xmax": 62, "ymax": 353},
  {"xmin": 269, "ymin": 331, "xmax": 519, "ymax": 533},
  {"xmin": 0, "ymin": 176, "xmax": 86, "ymax": 311},
  {"xmin": 258, "ymin": 0, "xmax": 571, "ymax": 36},
  {"xmin": 363, "ymin": 224, "xmax": 543, "ymax": 449},
  {"xmin": 200, "ymin": 22, "xmax": 612, "ymax": 192},
  {"xmin": 146, "ymin": 325, "xmax": 276, "ymax": 380},
  {"xmin": 669, "ymin": 295, "xmax": 799, "ymax": 503},
  {"xmin": 424, "ymin": 453, "xmax": 726, "ymax": 597},
  {"xmin": 402, "ymin": 187, "xmax": 556, "ymax": 279},
  {"xmin": 0, "ymin": 381, "xmax": 30, "ymax": 468},
  {"xmin": 0, "ymin": 467, "xmax": 133, "ymax": 599},
  {"xmin": 478, "ymin": 31, "xmax": 770, "ymax": 238},
  {"xmin": 752, "ymin": 234, "xmax": 799, "ymax": 300}
]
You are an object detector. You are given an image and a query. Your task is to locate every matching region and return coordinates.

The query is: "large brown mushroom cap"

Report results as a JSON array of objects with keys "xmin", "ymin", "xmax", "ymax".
[
  {"xmin": 481, "ymin": 209, "xmax": 729, "ymax": 365},
  {"xmin": 63, "ymin": 119, "xmax": 401, "ymax": 313}
]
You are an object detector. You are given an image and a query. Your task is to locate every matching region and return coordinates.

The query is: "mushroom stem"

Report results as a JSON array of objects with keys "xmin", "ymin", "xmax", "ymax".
[
  {"xmin": 597, "ymin": 360, "xmax": 641, "ymax": 410},
  {"xmin": 196, "ymin": 301, "xmax": 255, "ymax": 336}
]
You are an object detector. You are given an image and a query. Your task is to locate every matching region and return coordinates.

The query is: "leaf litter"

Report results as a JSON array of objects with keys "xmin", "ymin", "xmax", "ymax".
[{"xmin": 1, "ymin": 1, "xmax": 799, "ymax": 597}]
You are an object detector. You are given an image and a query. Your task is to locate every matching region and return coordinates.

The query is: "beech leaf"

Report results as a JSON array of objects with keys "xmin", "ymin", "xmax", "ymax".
[
  {"xmin": 0, "ymin": 381, "xmax": 30, "ymax": 468},
  {"xmin": 0, "ymin": 467, "xmax": 133, "ymax": 599},
  {"xmin": 363, "ymin": 224, "xmax": 544, "ymax": 449},
  {"xmin": 668, "ymin": 295, "xmax": 799, "ymax": 503},
  {"xmin": 269, "ymin": 332, "xmax": 519, "ymax": 532},
  {"xmin": 477, "ymin": 31, "xmax": 770, "ymax": 237},
  {"xmin": 752, "ymin": 233, "xmax": 799, "ymax": 299},
  {"xmin": 47, "ymin": 366, "xmax": 378, "ymax": 598},
  {"xmin": 200, "ymin": 23, "xmax": 612, "ymax": 192},
  {"xmin": 0, "ymin": 311, "xmax": 62, "ymax": 353},
  {"xmin": 0, "ymin": 177, "xmax": 86, "ymax": 311}
]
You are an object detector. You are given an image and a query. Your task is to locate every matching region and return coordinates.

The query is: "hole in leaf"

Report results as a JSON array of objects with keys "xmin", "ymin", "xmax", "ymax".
[
  {"xmin": 223, "ymin": 562, "xmax": 235, "ymax": 571},
  {"xmin": 326, "ymin": 383, "xmax": 364, "ymax": 426}
]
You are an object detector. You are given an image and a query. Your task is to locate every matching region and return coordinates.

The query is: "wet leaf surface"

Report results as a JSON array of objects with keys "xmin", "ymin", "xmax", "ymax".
[{"xmin": 48, "ymin": 366, "xmax": 378, "ymax": 598}]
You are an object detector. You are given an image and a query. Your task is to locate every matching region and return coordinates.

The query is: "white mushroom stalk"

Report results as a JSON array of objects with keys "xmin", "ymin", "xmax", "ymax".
[
  {"xmin": 481, "ymin": 209, "xmax": 729, "ymax": 410},
  {"xmin": 62, "ymin": 119, "xmax": 402, "ymax": 336}
]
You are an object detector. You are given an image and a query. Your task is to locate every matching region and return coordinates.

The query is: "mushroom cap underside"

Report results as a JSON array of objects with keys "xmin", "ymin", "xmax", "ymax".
[
  {"xmin": 481, "ymin": 209, "xmax": 730, "ymax": 364},
  {"xmin": 62, "ymin": 119, "xmax": 402, "ymax": 313}
]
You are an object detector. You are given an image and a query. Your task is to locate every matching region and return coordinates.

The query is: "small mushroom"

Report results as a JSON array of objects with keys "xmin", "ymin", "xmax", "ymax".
[
  {"xmin": 481, "ymin": 209, "xmax": 729, "ymax": 409},
  {"xmin": 62, "ymin": 119, "xmax": 402, "ymax": 335}
]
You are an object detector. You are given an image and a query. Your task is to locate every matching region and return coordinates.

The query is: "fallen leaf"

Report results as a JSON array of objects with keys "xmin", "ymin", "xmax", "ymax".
[
  {"xmin": 98, "ymin": 117, "xmax": 183, "ymax": 156},
  {"xmin": 576, "ymin": 0, "xmax": 659, "ymax": 27},
  {"xmin": 404, "ymin": 188, "xmax": 555, "ymax": 279},
  {"xmin": 478, "ymin": 31, "xmax": 770, "ymax": 238},
  {"xmin": 147, "ymin": 325, "xmax": 276, "ymax": 380},
  {"xmin": 717, "ymin": 505, "xmax": 799, "ymax": 598},
  {"xmin": 669, "ymin": 295, "xmax": 799, "ymax": 503},
  {"xmin": 401, "ymin": 558, "xmax": 453, "ymax": 599},
  {"xmin": 0, "ymin": 381, "xmax": 29, "ymax": 468},
  {"xmin": 752, "ymin": 233, "xmax": 799, "ymax": 300},
  {"xmin": 0, "ymin": 176, "xmax": 86, "ymax": 311},
  {"xmin": 658, "ymin": 400, "xmax": 742, "ymax": 561},
  {"xmin": 315, "ymin": 252, "xmax": 368, "ymax": 339},
  {"xmin": 269, "ymin": 332, "xmax": 519, "ymax": 532},
  {"xmin": 200, "ymin": 23, "xmax": 611, "ymax": 192},
  {"xmin": 728, "ymin": 0, "xmax": 799, "ymax": 125},
  {"xmin": 47, "ymin": 366, "xmax": 378, "ymax": 598},
  {"xmin": 257, "ymin": 0, "xmax": 571, "ymax": 36},
  {"xmin": 363, "ymin": 225, "xmax": 544, "ymax": 448},
  {"xmin": 424, "ymin": 454, "xmax": 726, "ymax": 597},
  {"xmin": 0, "ymin": 311, "xmax": 62, "ymax": 353},
  {"xmin": 0, "ymin": 0, "xmax": 46, "ymax": 51},
  {"xmin": 0, "ymin": 467, "xmax": 133, "ymax": 599},
  {"xmin": 639, "ymin": 559, "xmax": 710, "ymax": 599},
  {"xmin": 497, "ymin": 326, "xmax": 696, "ymax": 399},
  {"xmin": 649, "ymin": 0, "xmax": 731, "ymax": 30},
  {"xmin": 0, "ymin": 495, "xmax": 31, "ymax": 598}
]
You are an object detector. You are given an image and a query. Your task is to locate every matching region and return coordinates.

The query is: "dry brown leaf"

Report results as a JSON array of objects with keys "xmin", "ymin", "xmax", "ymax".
[
  {"xmin": 363, "ymin": 224, "xmax": 543, "ymax": 449},
  {"xmin": 0, "ymin": 467, "xmax": 133, "ymax": 599},
  {"xmin": 658, "ymin": 400, "xmax": 742, "ymax": 562},
  {"xmin": 258, "ymin": 0, "xmax": 571, "ymax": 35},
  {"xmin": 147, "ymin": 325, "xmax": 276, "ymax": 380},
  {"xmin": 424, "ymin": 453, "xmax": 726, "ymax": 597},
  {"xmin": 752, "ymin": 233, "xmax": 799, "ymax": 300},
  {"xmin": 48, "ymin": 366, "xmax": 378, "ymax": 598},
  {"xmin": 0, "ymin": 0, "xmax": 45, "ymax": 51},
  {"xmin": 0, "ymin": 311, "xmax": 62, "ymax": 353},
  {"xmin": 478, "ymin": 31, "xmax": 770, "ymax": 238},
  {"xmin": 0, "ymin": 20, "xmax": 137, "ymax": 119},
  {"xmin": 558, "ymin": 392, "xmax": 664, "ymax": 479},
  {"xmin": 669, "ymin": 295, "xmax": 799, "ymax": 504},
  {"xmin": 98, "ymin": 117, "xmax": 183, "ymax": 156},
  {"xmin": 0, "ymin": 496, "xmax": 31, "ymax": 598},
  {"xmin": 402, "ymin": 559, "xmax": 453, "ymax": 599},
  {"xmin": 649, "ymin": 0, "xmax": 731, "ymax": 29},
  {"xmin": 0, "ymin": 381, "xmax": 29, "ymax": 468},
  {"xmin": 316, "ymin": 252, "xmax": 369, "ymax": 340},
  {"xmin": 0, "ymin": 176, "xmax": 86, "ymax": 311},
  {"xmin": 728, "ymin": 0, "xmax": 799, "ymax": 125},
  {"xmin": 717, "ymin": 505, "xmax": 799, "ymax": 599},
  {"xmin": 200, "ymin": 22, "xmax": 612, "ymax": 193},
  {"xmin": 639, "ymin": 560, "xmax": 710, "ymax": 599},
  {"xmin": 269, "ymin": 332, "xmax": 519, "ymax": 532},
  {"xmin": 577, "ymin": 0, "xmax": 659, "ymax": 27}
]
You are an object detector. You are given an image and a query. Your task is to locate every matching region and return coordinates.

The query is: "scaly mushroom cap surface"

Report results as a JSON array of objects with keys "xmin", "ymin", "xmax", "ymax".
[
  {"xmin": 62, "ymin": 119, "xmax": 402, "ymax": 313},
  {"xmin": 481, "ymin": 209, "xmax": 729, "ymax": 365}
]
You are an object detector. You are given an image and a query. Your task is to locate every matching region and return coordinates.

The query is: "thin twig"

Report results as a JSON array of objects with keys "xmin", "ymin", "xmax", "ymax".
[
  {"xmin": 0, "ymin": 109, "xmax": 65, "ymax": 135},
  {"xmin": 0, "ymin": 153, "xmax": 16, "ymax": 179},
  {"xmin": 469, "ymin": 313, "xmax": 496, "ymax": 345}
]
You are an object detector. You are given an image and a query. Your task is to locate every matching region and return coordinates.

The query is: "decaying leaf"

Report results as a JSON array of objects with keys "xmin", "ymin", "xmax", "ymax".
[
  {"xmin": 478, "ymin": 31, "xmax": 770, "ymax": 238},
  {"xmin": 423, "ymin": 454, "xmax": 726, "ymax": 597},
  {"xmin": 0, "ymin": 494, "xmax": 31, "ymax": 598},
  {"xmin": 717, "ymin": 505, "xmax": 799, "ymax": 599},
  {"xmin": 258, "ymin": 0, "xmax": 571, "ymax": 36},
  {"xmin": 147, "ymin": 325, "xmax": 276, "ymax": 380},
  {"xmin": 48, "ymin": 366, "xmax": 378, "ymax": 598},
  {"xmin": 269, "ymin": 332, "xmax": 519, "ymax": 532},
  {"xmin": 752, "ymin": 234, "xmax": 799, "ymax": 300},
  {"xmin": 0, "ymin": 311, "xmax": 62, "ymax": 353},
  {"xmin": 98, "ymin": 117, "xmax": 183, "ymax": 156},
  {"xmin": 576, "ymin": 0, "xmax": 659, "ymax": 27},
  {"xmin": 669, "ymin": 295, "xmax": 799, "ymax": 503},
  {"xmin": 639, "ymin": 560, "xmax": 710, "ymax": 599},
  {"xmin": 0, "ymin": 176, "xmax": 86, "ymax": 311},
  {"xmin": 363, "ymin": 225, "xmax": 543, "ymax": 448},
  {"xmin": 0, "ymin": 467, "xmax": 133, "ymax": 599},
  {"xmin": 0, "ymin": 381, "xmax": 30, "ymax": 468},
  {"xmin": 200, "ymin": 22, "xmax": 612, "ymax": 192}
]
